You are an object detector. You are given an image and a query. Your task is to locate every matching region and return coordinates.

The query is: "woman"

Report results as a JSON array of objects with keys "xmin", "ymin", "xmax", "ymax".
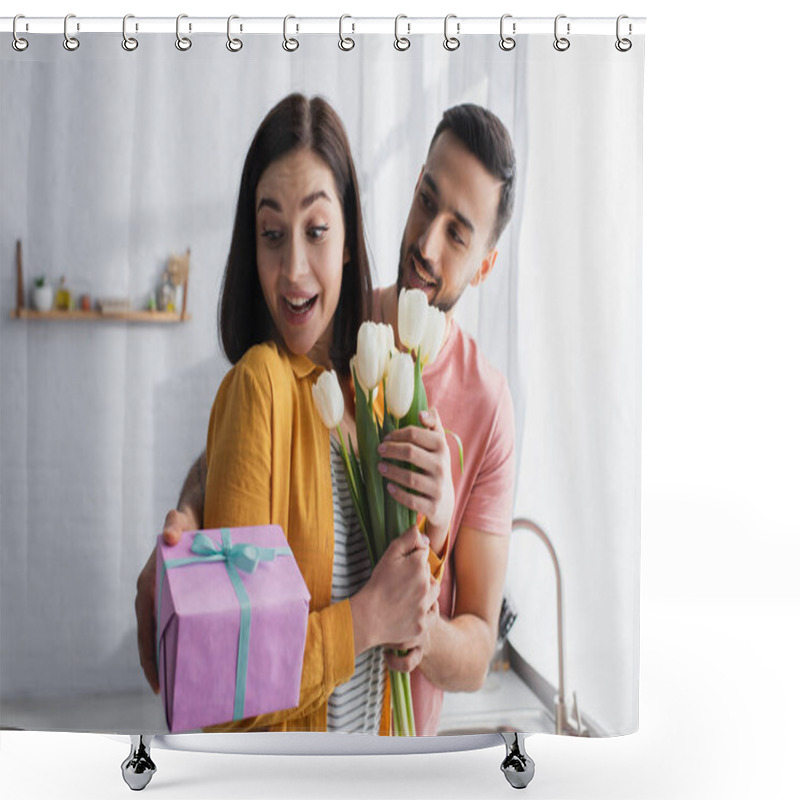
[{"xmin": 201, "ymin": 94, "xmax": 440, "ymax": 735}]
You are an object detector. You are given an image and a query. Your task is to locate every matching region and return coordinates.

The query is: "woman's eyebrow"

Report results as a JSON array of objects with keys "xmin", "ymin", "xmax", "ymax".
[
  {"xmin": 257, "ymin": 197, "xmax": 281, "ymax": 213},
  {"xmin": 300, "ymin": 190, "xmax": 331, "ymax": 209},
  {"xmin": 257, "ymin": 190, "xmax": 331, "ymax": 213}
]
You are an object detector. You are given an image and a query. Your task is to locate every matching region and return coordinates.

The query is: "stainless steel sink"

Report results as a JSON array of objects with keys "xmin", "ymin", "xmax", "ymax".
[
  {"xmin": 436, "ymin": 667, "xmax": 556, "ymax": 736},
  {"xmin": 437, "ymin": 707, "xmax": 555, "ymax": 736}
]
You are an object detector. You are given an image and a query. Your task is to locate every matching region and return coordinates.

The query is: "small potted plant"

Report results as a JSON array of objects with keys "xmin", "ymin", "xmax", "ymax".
[{"xmin": 32, "ymin": 275, "xmax": 53, "ymax": 312}]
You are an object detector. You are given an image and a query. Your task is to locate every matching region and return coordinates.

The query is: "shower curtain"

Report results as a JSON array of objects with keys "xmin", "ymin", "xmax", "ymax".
[{"xmin": 0, "ymin": 20, "xmax": 643, "ymax": 739}]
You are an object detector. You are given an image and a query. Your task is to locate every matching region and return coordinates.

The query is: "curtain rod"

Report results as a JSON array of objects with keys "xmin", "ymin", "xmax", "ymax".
[{"xmin": 1, "ymin": 16, "xmax": 646, "ymax": 37}]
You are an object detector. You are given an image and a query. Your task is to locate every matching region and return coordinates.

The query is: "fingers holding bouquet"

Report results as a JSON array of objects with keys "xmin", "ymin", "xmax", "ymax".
[
  {"xmin": 313, "ymin": 289, "xmax": 461, "ymax": 735},
  {"xmin": 350, "ymin": 523, "xmax": 440, "ymax": 670},
  {"xmin": 378, "ymin": 406, "xmax": 454, "ymax": 555},
  {"xmin": 384, "ymin": 594, "xmax": 440, "ymax": 674}
]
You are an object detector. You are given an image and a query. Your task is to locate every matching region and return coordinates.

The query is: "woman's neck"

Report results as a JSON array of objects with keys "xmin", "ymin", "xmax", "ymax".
[{"xmin": 305, "ymin": 319, "xmax": 336, "ymax": 371}]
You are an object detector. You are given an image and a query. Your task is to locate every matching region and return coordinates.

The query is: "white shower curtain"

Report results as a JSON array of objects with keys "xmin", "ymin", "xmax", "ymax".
[{"xmin": 1, "ymin": 28, "xmax": 642, "ymax": 737}]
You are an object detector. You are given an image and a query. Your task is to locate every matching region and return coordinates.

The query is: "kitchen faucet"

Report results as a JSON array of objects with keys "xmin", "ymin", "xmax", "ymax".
[{"xmin": 513, "ymin": 518, "xmax": 587, "ymax": 736}]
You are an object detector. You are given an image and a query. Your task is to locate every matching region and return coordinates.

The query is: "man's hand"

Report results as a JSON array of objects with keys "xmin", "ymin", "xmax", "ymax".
[
  {"xmin": 377, "ymin": 407, "xmax": 454, "ymax": 555},
  {"xmin": 135, "ymin": 507, "xmax": 198, "ymax": 694}
]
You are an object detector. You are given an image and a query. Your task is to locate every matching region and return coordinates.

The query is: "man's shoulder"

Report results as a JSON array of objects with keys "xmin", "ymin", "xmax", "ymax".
[
  {"xmin": 447, "ymin": 323, "xmax": 509, "ymax": 393},
  {"xmin": 427, "ymin": 322, "xmax": 511, "ymax": 428}
]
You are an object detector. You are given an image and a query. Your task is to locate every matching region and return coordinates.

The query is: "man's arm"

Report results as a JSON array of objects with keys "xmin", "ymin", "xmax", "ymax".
[
  {"xmin": 386, "ymin": 524, "xmax": 509, "ymax": 691},
  {"xmin": 173, "ymin": 450, "xmax": 206, "ymax": 535},
  {"xmin": 135, "ymin": 450, "xmax": 207, "ymax": 693}
]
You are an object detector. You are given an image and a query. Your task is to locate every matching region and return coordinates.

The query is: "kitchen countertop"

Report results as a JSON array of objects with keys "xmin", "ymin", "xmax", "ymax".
[
  {"xmin": 437, "ymin": 666, "xmax": 554, "ymax": 735},
  {"xmin": 2, "ymin": 664, "xmax": 553, "ymax": 736}
]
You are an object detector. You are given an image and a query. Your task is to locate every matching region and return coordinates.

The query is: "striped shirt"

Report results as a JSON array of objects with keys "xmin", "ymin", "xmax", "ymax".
[{"xmin": 326, "ymin": 437, "xmax": 386, "ymax": 733}]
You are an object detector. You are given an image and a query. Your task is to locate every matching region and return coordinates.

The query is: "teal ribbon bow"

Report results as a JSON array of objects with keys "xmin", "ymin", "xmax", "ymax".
[{"xmin": 156, "ymin": 529, "xmax": 292, "ymax": 722}]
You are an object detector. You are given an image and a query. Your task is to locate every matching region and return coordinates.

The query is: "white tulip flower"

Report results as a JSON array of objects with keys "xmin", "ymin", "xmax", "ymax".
[
  {"xmin": 354, "ymin": 322, "xmax": 390, "ymax": 393},
  {"xmin": 386, "ymin": 353, "xmax": 414, "ymax": 419},
  {"xmin": 418, "ymin": 305, "xmax": 447, "ymax": 367},
  {"xmin": 385, "ymin": 352, "xmax": 415, "ymax": 419},
  {"xmin": 397, "ymin": 288, "xmax": 430, "ymax": 354},
  {"xmin": 312, "ymin": 370, "xmax": 344, "ymax": 430},
  {"xmin": 380, "ymin": 323, "xmax": 396, "ymax": 379}
]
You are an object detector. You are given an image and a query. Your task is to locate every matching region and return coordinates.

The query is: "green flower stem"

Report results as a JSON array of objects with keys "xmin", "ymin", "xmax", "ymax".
[
  {"xmin": 390, "ymin": 669, "xmax": 407, "ymax": 736},
  {"xmin": 400, "ymin": 353, "xmax": 428, "ymax": 428},
  {"xmin": 402, "ymin": 669, "xmax": 415, "ymax": 736},
  {"xmin": 404, "ymin": 670, "xmax": 415, "ymax": 736},
  {"xmin": 390, "ymin": 674, "xmax": 401, "ymax": 736},
  {"xmin": 444, "ymin": 428, "xmax": 465, "ymax": 475},
  {"xmin": 389, "ymin": 666, "xmax": 416, "ymax": 736},
  {"xmin": 389, "ymin": 355, "xmax": 427, "ymax": 534},
  {"xmin": 336, "ymin": 426, "xmax": 375, "ymax": 566},
  {"xmin": 382, "ymin": 414, "xmax": 415, "ymax": 542},
  {"xmin": 353, "ymin": 366, "xmax": 386, "ymax": 559}
]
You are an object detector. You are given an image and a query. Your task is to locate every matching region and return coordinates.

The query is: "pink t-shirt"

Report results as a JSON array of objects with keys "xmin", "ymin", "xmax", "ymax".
[{"xmin": 374, "ymin": 291, "xmax": 516, "ymax": 735}]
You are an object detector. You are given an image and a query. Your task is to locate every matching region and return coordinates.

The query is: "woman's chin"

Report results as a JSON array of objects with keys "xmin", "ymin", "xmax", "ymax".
[{"xmin": 283, "ymin": 337, "xmax": 314, "ymax": 357}]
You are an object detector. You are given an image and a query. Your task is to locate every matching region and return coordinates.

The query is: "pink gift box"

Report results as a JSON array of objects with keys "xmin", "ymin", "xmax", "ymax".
[{"xmin": 155, "ymin": 525, "xmax": 310, "ymax": 732}]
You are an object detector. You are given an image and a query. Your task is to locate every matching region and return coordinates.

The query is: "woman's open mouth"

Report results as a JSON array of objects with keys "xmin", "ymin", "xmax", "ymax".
[{"xmin": 282, "ymin": 294, "xmax": 318, "ymax": 324}]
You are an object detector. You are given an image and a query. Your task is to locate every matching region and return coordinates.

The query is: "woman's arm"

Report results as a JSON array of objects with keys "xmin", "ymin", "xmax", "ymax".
[
  {"xmin": 203, "ymin": 360, "xmax": 354, "ymax": 725},
  {"xmin": 203, "ymin": 357, "xmax": 438, "ymax": 729}
]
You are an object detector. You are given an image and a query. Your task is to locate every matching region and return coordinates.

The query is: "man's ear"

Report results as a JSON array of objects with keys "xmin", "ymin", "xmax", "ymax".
[{"xmin": 470, "ymin": 249, "xmax": 499, "ymax": 287}]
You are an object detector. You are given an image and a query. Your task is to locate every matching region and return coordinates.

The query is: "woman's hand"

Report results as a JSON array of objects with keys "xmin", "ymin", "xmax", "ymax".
[
  {"xmin": 135, "ymin": 507, "xmax": 198, "ymax": 694},
  {"xmin": 383, "ymin": 599, "xmax": 440, "ymax": 673},
  {"xmin": 350, "ymin": 525, "xmax": 440, "ymax": 657},
  {"xmin": 377, "ymin": 407, "xmax": 454, "ymax": 555}
]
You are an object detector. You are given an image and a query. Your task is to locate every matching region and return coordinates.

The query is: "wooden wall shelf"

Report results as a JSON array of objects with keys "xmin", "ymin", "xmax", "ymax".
[
  {"xmin": 10, "ymin": 309, "xmax": 191, "ymax": 323},
  {"xmin": 11, "ymin": 240, "xmax": 192, "ymax": 326}
]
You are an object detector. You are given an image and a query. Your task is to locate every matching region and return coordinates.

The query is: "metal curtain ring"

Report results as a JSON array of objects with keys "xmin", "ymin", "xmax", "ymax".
[
  {"xmin": 227, "ymin": 15, "xmax": 243, "ymax": 52},
  {"xmin": 553, "ymin": 14, "xmax": 570, "ymax": 52},
  {"xmin": 283, "ymin": 15, "xmax": 299, "ymax": 52},
  {"xmin": 122, "ymin": 14, "xmax": 138, "ymax": 51},
  {"xmin": 394, "ymin": 14, "xmax": 410, "ymax": 51},
  {"xmin": 444, "ymin": 14, "xmax": 460, "ymax": 51},
  {"xmin": 499, "ymin": 14, "xmax": 515, "ymax": 51},
  {"xmin": 63, "ymin": 13, "xmax": 80, "ymax": 51},
  {"xmin": 615, "ymin": 14, "xmax": 632, "ymax": 52},
  {"xmin": 176, "ymin": 14, "xmax": 192, "ymax": 51},
  {"xmin": 12, "ymin": 15, "xmax": 29, "ymax": 51},
  {"xmin": 338, "ymin": 15, "xmax": 355, "ymax": 51}
]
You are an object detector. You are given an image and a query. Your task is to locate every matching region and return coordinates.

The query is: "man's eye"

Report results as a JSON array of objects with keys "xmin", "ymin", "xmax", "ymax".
[
  {"xmin": 449, "ymin": 227, "xmax": 464, "ymax": 246},
  {"xmin": 420, "ymin": 192, "xmax": 435, "ymax": 212}
]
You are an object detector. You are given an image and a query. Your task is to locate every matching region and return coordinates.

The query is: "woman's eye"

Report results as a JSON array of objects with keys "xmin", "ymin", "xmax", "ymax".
[
  {"xmin": 260, "ymin": 229, "xmax": 283, "ymax": 244},
  {"xmin": 307, "ymin": 224, "xmax": 329, "ymax": 241}
]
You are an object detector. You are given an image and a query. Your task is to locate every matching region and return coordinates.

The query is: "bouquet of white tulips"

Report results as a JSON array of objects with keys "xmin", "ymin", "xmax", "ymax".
[{"xmin": 312, "ymin": 289, "xmax": 448, "ymax": 736}]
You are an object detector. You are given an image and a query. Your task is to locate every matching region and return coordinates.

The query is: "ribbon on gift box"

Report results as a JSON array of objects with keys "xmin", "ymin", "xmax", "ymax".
[{"xmin": 156, "ymin": 528, "xmax": 292, "ymax": 721}]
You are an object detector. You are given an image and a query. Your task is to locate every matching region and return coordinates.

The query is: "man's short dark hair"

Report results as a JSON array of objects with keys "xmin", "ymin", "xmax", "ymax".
[{"xmin": 429, "ymin": 104, "xmax": 516, "ymax": 247}]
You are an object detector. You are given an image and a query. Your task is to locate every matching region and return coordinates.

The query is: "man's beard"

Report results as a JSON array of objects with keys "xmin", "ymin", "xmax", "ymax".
[{"xmin": 396, "ymin": 242, "xmax": 467, "ymax": 315}]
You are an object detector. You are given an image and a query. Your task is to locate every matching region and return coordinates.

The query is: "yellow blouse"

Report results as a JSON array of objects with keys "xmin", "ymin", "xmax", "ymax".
[{"xmin": 202, "ymin": 342, "xmax": 445, "ymax": 733}]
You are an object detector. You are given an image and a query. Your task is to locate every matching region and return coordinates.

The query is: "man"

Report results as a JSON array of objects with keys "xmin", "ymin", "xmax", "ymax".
[{"xmin": 136, "ymin": 103, "xmax": 516, "ymax": 736}]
